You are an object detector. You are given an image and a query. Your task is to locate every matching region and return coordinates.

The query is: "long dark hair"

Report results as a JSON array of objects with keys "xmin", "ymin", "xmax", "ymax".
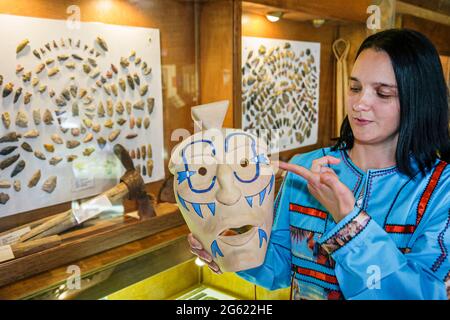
[{"xmin": 333, "ymin": 29, "xmax": 450, "ymax": 178}]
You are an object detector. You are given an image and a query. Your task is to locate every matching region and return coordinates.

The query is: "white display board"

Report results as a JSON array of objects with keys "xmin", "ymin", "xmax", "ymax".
[
  {"xmin": 0, "ymin": 14, "xmax": 165, "ymax": 217},
  {"xmin": 242, "ymin": 36, "xmax": 320, "ymax": 153}
]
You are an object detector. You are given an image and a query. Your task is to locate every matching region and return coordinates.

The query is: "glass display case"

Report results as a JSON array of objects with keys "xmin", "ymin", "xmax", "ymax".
[{"xmin": 0, "ymin": 0, "xmax": 216, "ymax": 292}]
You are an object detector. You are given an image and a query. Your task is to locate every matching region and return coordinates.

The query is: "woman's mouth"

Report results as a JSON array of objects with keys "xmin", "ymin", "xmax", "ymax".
[{"xmin": 353, "ymin": 117, "xmax": 373, "ymax": 126}]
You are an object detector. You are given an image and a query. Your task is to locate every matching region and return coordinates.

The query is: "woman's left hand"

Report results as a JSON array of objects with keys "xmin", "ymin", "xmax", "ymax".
[{"xmin": 276, "ymin": 156, "xmax": 356, "ymax": 223}]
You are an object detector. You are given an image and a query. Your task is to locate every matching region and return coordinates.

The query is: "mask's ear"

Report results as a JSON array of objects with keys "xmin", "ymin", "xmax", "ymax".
[
  {"xmin": 168, "ymin": 145, "xmax": 182, "ymax": 175},
  {"xmin": 168, "ymin": 158, "xmax": 176, "ymax": 175}
]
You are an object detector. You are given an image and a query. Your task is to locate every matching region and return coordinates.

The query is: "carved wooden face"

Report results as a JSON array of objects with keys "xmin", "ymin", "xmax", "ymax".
[{"xmin": 169, "ymin": 128, "xmax": 274, "ymax": 272}]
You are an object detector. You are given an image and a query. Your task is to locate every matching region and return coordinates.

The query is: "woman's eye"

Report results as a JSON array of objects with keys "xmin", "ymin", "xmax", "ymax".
[
  {"xmin": 349, "ymin": 86, "xmax": 361, "ymax": 93},
  {"xmin": 377, "ymin": 91, "xmax": 395, "ymax": 99},
  {"xmin": 240, "ymin": 158, "xmax": 249, "ymax": 168},
  {"xmin": 198, "ymin": 167, "xmax": 207, "ymax": 176}
]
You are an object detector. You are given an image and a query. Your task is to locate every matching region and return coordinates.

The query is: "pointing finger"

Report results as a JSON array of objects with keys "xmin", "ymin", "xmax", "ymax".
[{"xmin": 278, "ymin": 161, "xmax": 314, "ymax": 182}]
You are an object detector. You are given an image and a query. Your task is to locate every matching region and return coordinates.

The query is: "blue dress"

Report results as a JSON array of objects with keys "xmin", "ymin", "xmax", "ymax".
[{"xmin": 237, "ymin": 147, "xmax": 450, "ymax": 300}]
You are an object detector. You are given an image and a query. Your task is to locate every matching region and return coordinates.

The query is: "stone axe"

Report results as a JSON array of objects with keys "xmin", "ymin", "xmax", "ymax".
[{"xmin": 19, "ymin": 144, "xmax": 155, "ymax": 242}]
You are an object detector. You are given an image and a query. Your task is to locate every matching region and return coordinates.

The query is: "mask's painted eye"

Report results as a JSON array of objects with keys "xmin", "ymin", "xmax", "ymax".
[
  {"xmin": 198, "ymin": 166, "xmax": 208, "ymax": 176},
  {"xmin": 240, "ymin": 158, "xmax": 249, "ymax": 168}
]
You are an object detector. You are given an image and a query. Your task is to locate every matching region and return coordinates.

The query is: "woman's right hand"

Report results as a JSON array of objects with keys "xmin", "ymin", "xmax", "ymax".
[{"xmin": 187, "ymin": 233, "xmax": 222, "ymax": 274}]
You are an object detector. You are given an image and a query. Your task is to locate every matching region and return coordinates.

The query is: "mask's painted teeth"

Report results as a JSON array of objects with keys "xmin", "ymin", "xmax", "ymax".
[
  {"xmin": 191, "ymin": 203, "xmax": 203, "ymax": 218},
  {"xmin": 258, "ymin": 228, "xmax": 267, "ymax": 248},
  {"xmin": 177, "ymin": 193, "xmax": 189, "ymax": 211},
  {"xmin": 268, "ymin": 174, "xmax": 274, "ymax": 194},
  {"xmin": 177, "ymin": 174, "xmax": 274, "ymax": 214},
  {"xmin": 259, "ymin": 188, "xmax": 266, "ymax": 206},
  {"xmin": 177, "ymin": 193, "xmax": 215, "ymax": 218},
  {"xmin": 207, "ymin": 202, "xmax": 216, "ymax": 216},
  {"xmin": 244, "ymin": 174, "xmax": 275, "ymax": 208},
  {"xmin": 245, "ymin": 196, "xmax": 253, "ymax": 207},
  {"xmin": 211, "ymin": 240, "xmax": 223, "ymax": 258}
]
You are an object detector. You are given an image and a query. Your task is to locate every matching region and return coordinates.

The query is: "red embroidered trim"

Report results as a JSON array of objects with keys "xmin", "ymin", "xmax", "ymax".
[
  {"xmin": 416, "ymin": 161, "xmax": 447, "ymax": 226},
  {"xmin": 385, "ymin": 225, "xmax": 416, "ymax": 234},
  {"xmin": 289, "ymin": 203, "xmax": 327, "ymax": 220},
  {"xmin": 385, "ymin": 161, "xmax": 447, "ymax": 235},
  {"xmin": 294, "ymin": 266, "xmax": 339, "ymax": 285}
]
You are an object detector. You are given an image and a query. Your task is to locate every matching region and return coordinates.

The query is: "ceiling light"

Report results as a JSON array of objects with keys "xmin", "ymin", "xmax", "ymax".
[
  {"xmin": 266, "ymin": 11, "xmax": 284, "ymax": 22},
  {"xmin": 312, "ymin": 19, "xmax": 326, "ymax": 28}
]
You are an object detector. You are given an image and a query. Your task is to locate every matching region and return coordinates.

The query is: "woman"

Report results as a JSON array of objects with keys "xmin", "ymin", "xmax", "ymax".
[{"xmin": 188, "ymin": 29, "xmax": 450, "ymax": 300}]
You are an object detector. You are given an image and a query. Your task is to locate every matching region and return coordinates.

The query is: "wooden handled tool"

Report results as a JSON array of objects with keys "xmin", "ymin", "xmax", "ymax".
[
  {"xmin": 0, "ymin": 235, "xmax": 61, "ymax": 263},
  {"xmin": 19, "ymin": 144, "xmax": 155, "ymax": 243}
]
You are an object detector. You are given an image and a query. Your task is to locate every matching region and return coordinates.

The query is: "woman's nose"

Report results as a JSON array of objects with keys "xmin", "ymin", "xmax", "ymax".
[
  {"xmin": 352, "ymin": 101, "xmax": 370, "ymax": 112},
  {"xmin": 215, "ymin": 164, "xmax": 241, "ymax": 206},
  {"xmin": 351, "ymin": 89, "xmax": 373, "ymax": 112}
]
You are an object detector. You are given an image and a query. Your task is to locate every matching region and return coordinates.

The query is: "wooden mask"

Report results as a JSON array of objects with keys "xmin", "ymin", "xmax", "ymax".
[{"xmin": 169, "ymin": 101, "xmax": 275, "ymax": 272}]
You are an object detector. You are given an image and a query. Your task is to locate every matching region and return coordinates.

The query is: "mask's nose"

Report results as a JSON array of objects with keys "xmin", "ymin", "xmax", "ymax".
[{"xmin": 216, "ymin": 164, "xmax": 241, "ymax": 205}]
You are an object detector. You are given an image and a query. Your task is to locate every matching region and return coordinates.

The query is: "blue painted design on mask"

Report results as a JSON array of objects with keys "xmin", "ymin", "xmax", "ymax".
[
  {"xmin": 259, "ymin": 188, "xmax": 266, "ymax": 206},
  {"xmin": 177, "ymin": 193, "xmax": 189, "ymax": 211},
  {"xmin": 225, "ymin": 132, "xmax": 262, "ymax": 184},
  {"xmin": 181, "ymin": 139, "xmax": 217, "ymax": 193},
  {"xmin": 258, "ymin": 228, "xmax": 267, "ymax": 248},
  {"xmin": 211, "ymin": 240, "xmax": 224, "ymax": 258},
  {"xmin": 191, "ymin": 203, "xmax": 203, "ymax": 218},
  {"xmin": 234, "ymin": 166, "xmax": 260, "ymax": 184},
  {"xmin": 243, "ymin": 174, "xmax": 275, "ymax": 208},
  {"xmin": 177, "ymin": 170, "xmax": 197, "ymax": 184},
  {"xmin": 207, "ymin": 202, "xmax": 216, "ymax": 216},
  {"xmin": 251, "ymin": 154, "xmax": 270, "ymax": 165},
  {"xmin": 177, "ymin": 194, "xmax": 217, "ymax": 219},
  {"xmin": 245, "ymin": 196, "xmax": 253, "ymax": 208},
  {"xmin": 268, "ymin": 174, "xmax": 274, "ymax": 195}
]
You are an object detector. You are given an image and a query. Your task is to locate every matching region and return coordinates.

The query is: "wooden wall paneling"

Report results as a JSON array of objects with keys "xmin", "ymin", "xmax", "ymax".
[
  {"xmin": 247, "ymin": 0, "xmax": 373, "ymax": 23},
  {"xmin": 401, "ymin": 15, "xmax": 450, "ymax": 56},
  {"xmin": 199, "ymin": 0, "xmax": 235, "ymax": 128},
  {"xmin": 233, "ymin": 0, "xmax": 243, "ymax": 129},
  {"xmin": 397, "ymin": 1, "xmax": 450, "ymax": 26},
  {"xmin": 243, "ymin": 1, "xmax": 323, "ymax": 23},
  {"xmin": 401, "ymin": 0, "xmax": 450, "ymax": 16},
  {"xmin": 241, "ymin": 12, "xmax": 337, "ymax": 161},
  {"xmin": 0, "ymin": 0, "xmax": 198, "ymax": 230}
]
